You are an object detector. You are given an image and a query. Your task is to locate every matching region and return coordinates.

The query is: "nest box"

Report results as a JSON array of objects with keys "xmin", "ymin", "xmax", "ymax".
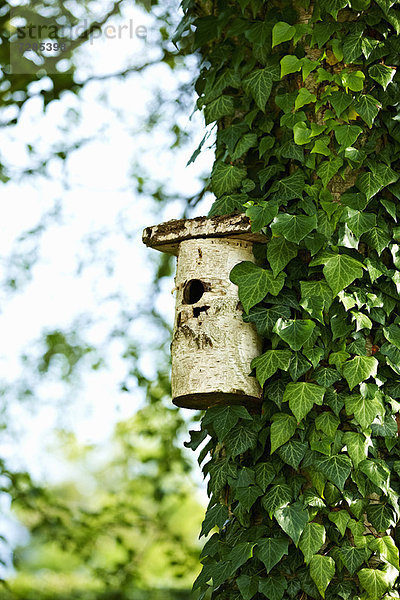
[{"xmin": 142, "ymin": 214, "xmax": 266, "ymax": 410}]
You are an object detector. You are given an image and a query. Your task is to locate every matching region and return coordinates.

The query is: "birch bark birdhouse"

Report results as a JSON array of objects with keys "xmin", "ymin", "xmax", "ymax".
[{"xmin": 142, "ymin": 214, "xmax": 266, "ymax": 410}]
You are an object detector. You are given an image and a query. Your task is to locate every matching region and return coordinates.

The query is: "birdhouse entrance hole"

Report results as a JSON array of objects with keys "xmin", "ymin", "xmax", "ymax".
[{"xmin": 183, "ymin": 279, "xmax": 205, "ymax": 305}]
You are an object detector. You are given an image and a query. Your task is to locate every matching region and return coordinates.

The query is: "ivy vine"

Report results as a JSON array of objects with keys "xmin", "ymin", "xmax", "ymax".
[{"xmin": 180, "ymin": 0, "xmax": 400, "ymax": 598}]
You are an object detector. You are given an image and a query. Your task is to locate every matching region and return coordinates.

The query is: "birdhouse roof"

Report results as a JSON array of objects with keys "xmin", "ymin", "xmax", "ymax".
[{"xmin": 142, "ymin": 213, "xmax": 267, "ymax": 255}]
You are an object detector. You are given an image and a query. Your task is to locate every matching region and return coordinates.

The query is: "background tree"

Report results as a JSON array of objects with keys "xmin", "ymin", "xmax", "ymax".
[{"xmin": 179, "ymin": 1, "xmax": 400, "ymax": 599}]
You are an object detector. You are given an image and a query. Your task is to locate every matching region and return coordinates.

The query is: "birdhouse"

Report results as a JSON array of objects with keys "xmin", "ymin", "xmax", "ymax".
[{"xmin": 142, "ymin": 214, "xmax": 266, "ymax": 410}]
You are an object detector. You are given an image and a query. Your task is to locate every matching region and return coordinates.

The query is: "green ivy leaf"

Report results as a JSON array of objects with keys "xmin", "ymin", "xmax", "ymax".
[
  {"xmin": 343, "ymin": 432, "xmax": 368, "ymax": 467},
  {"xmin": 330, "ymin": 91, "xmax": 352, "ymax": 116},
  {"xmin": 244, "ymin": 65, "xmax": 280, "ymax": 111},
  {"xmin": 231, "ymin": 133, "xmax": 258, "ymax": 160},
  {"xmin": 315, "ymin": 454, "xmax": 352, "ymax": 490},
  {"xmin": 274, "ymin": 319, "xmax": 316, "ymax": 351},
  {"xmin": 235, "ymin": 485, "xmax": 263, "ymax": 511},
  {"xmin": 208, "ymin": 193, "xmax": 247, "ymax": 217},
  {"xmin": 359, "ymin": 459, "xmax": 390, "ymax": 495},
  {"xmin": 347, "ymin": 211, "xmax": 376, "ymax": 238},
  {"xmin": 323, "ymin": 254, "xmax": 365, "ymax": 296},
  {"xmin": 268, "ymin": 171, "xmax": 306, "ymax": 201},
  {"xmin": 356, "ymin": 171, "xmax": 383, "ymax": 200},
  {"xmin": 204, "ymin": 95, "xmax": 235, "ymax": 124},
  {"xmin": 342, "ymin": 29, "xmax": 364, "ymax": 62},
  {"xmin": 354, "ymin": 95, "xmax": 381, "ymax": 128},
  {"xmin": 267, "ymin": 236, "xmax": 298, "ymax": 277},
  {"xmin": 225, "ymin": 423, "xmax": 258, "ymax": 457},
  {"xmin": 317, "ymin": 156, "xmax": 343, "ymax": 187},
  {"xmin": 315, "ymin": 411, "xmax": 340, "ymax": 437},
  {"xmin": 255, "ymin": 462, "xmax": 276, "ymax": 492},
  {"xmin": 272, "ymin": 21, "xmax": 296, "ymax": 47},
  {"xmin": 369, "ymin": 64, "xmax": 396, "ymax": 90},
  {"xmin": 363, "ymin": 227, "xmax": 391, "ymax": 254},
  {"xmin": 358, "ymin": 568, "xmax": 390, "ymax": 600},
  {"xmin": 243, "ymin": 305, "xmax": 291, "ymax": 337},
  {"xmin": 309, "ymin": 554, "xmax": 335, "ymax": 598},
  {"xmin": 278, "ymin": 440, "xmax": 308, "ymax": 469},
  {"xmin": 341, "ymin": 70, "xmax": 365, "ymax": 92},
  {"xmin": 295, "ymin": 88, "xmax": 317, "ymax": 110},
  {"xmin": 203, "ymin": 405, "xmax": 251, "ymax": 440},
  {"xmin": 274, "ymin": 501, "xmax": 308, "ymax": 546},
  {"xmin": 251, "ymin": 350, "xmax": 292, "ymax": 387},
  {"xmin": 345, "ymin": 393, "xmax": 383, "ymax": 429},
  {"xmin": 237, "ymin": 574, "xmax": 259, "ymax": 600},
  {"xmin": 369, "ymin": 536, "xmax": 399, "ymax": 570},
  {"xmin": 226, "ymin": 542, "xmax": 255, "ymax": 572},
  {"xmin": 299, "ymin": 523, "xmax": 326, "ymax": 563},
  {"xmin": 270, "ymin": 413, "xmax": 297, "ymax": 454},
  {"xmin": 211, "ymin": 162, "xmax": 246, "ymax": 197},
  {"xmin": 200, "ymin": 504, "xmax": 229, "ymax": 537},
  {"xmin": 280, "ymin": 55, "xmax": 303, "ymax": 77},
  {"xmin": 246, "ymin": 201, "xmax": 278, "ymax": 232},
  {"xmin": 334, "ymin": 124, "xmax": 363, "ymax": 148},
  {"xmin": 288, "ymin": 352, "xmax": 312, "ymax": 381},
  {"xmin": 271, "ymin": 213, "xmax": 317, "ymax": 244},
  {"xmin": 230, "ymin": 262, "xmax": 285, "ymax": 313},
  {"xmin": 258, "ymin": 576, "xmax": 287, "ymax": 600},
  {"xmin": 339, "ymin": 544, "xmax": 370, "ymax": 574},
  {"xmin": 328, "ymin": 510, "xmax": 350, "ymax": 536},
  {"xmin": 342, "ymin": 356, "xmax": 378, "ymax": 390},
  {"xmin": 262, "ymin": 484, "xmax": 293, "ymax": 516},
  {"xmin": 256, "ymin": 538, "xmax": 289, "ymax": 573},
  {"xmin": 366, "ymin": 503, "xmax": 395, "ymax": 532},
  {"xmin": 283, "ymin": 382, "xmax": 325, "ymax": 422},
  {"xmin": 319, "ymin": 0, "xmax": 349, "ymax": 19}
]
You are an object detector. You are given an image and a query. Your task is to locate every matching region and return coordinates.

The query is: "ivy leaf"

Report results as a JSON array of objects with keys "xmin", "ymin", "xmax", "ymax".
[
  {"xmin": 251, "ymin": 349, "xmax": 292, "ymax": 387},
  {"xmin": 366, "ymin": 504, "xmax": 395, "ymax": 532},
  {"xmin": 343, "ymin": 432, "xmax": 368, "ymax": 468},
  {"xmin": 211, "ymin": 162, "xmax": 246, "ymax": 197},
  {"xmin": 272, "ymin": 21, "xmax": 296, "ymax": 47},
  {"xmin": 359, "ymin": 459, "xmax": 390, "ymax": 495},
  {"xmin": 328, "ymin": 510, "xmax": 350, "ymax": 536},
  {"xmin": 341, "ymin": 70, "xmax": 365, "ymax": 92},
  {"xmin": 330, "ymin": 91, "xmax": 352, "ymax": 116},
  {"xmin": 383, "ymin": 324, "xmax": 400, "ymax": 349},
  {"xmin": 299, "ymin": 523, "xmax": 326, "ymax": 563},
  {"xmin": 345, "ymin": 393, "xmax": 383, "ymax": 429},
  {"xmin": 243, "ymin": 305, "xmax": 291, "ymax": 337},
  {"xmin": 231, "ymin": 133, "xmax": 258, "ymax": 160},
  {"xmin": 204, "ymin": 95, "xmax": 235, "ymax": 124},
  {"xmin": 269, "ymin": 171, "xmax": 306, "ymax": 201},
  {"xmin": 300, "ymin": 280, "xmax": 333, "ymax": 312},
  {"xmin": 274, "ymin": 501, "xmax": 308, "ymax": 545},
  {"xmin": 369, "ymin": 64, "xmax": 396, "ymax": 90},
  {"xmin": 225, "ymin": 423, "xmax": 258, "ymax": 457},
  {"xmin": 267, "ymin": 236, "xmax": 298, "ymax": 277},
  {"xmin": 347, "ymin": 211, "xmax": 376, "ymax": 238},
  {"xmin": 295, "ymin": 88, "xmax": 317, "ymax": 110},
  {"xmin": 256, "ymin": 538, "xmax": 289, "ymax": 573},
  {"xmin": 203, "ymin": 405, "xmax": 251, "ymax": 440},
  {"xmin": 274, "ymin": 319, "xmax": 316, "ymax": 351},
  {"xmin": 315, "ymin": 411, "xmax": 340, "ymax": 437},
  {"xmin": 356, "ymin": 171, "xmax": 383, "ymax": 200},
  {"xmin": 270, "ymin": 413, "xmax": 297, "ymax": 454},
  {"xmin": 230, "ymin": 262, "xmax": 285, "ymax": 313},
  {"xmin": 375, "ymin": 0, "xmax": 395, "ymax": 13},
  {"xmin": 226, "ymin": 542, "xmax": 255, "ymax": 572},
  {"xmin": 323, "ymin": 254, "xmax": 364, "ymax": 296},
  {"xmin": 339, "ymin": 544, "xmax": 370, "ymax": 574},
  {"xmin": 334, "ymin": 125, "xmax": 363, "ymax": 148},
  {"xmin": 278, "ymin": 440, "xmax": 308, "ymax": 469},
  {"xmin": 342, "ymin": 356, "xmax": 378, "ymax": 390},
  {"xmin": 363, "ymin": 227, "xmax": 391, "ymax": 254},
  {"xmin": 262, "ymin": 484, "xmax": 293, "ymax": 516},
  {"xmin": 258, "ymin": 576, "xmax": 287, "ymax": 600},
  {"xmin": 200, "ymin": 504, "xmax": 229, "ymax": 537},
  {"xmin": 358, "ymin": 568, "xmax": 390, "ymax": 600},
  {"xmin": 235, "ymin": 485, "xmax": 263, "ymax": 511},
  {"xmin": 317, "ymin": 156, "xmax": 343, "ymax": 187},
  {"xmin": 369, "ymin": 536, "xmax": 399, "ymax": 570},
  {"xmin": 319, "ymin": 0, "xmax": 349, "ymax": 19},
  {"xmin": 283, "ymin": 382, "xmax": 325, "ymax": 422},
  {"xmin": 208, "ymin": 193, "xmax": 246, "ymax": 217},
  {"xmin": 237, "ymin": 574, "xmax": 259, "ymax": 600},
  {"xmin": 246, "ymin": 201, "xmax": 278, "ymax": 232},
  {"xmin": 342, "ymin": 30, "xmax": 364, "ymax": 62},
  {"xmin": 354, "ymin": 95, "xmax": 381, "ymax": 128},
  {"xmin": 244, "ymin": 65, "xmax": 280, "ymax": 111},
  {"xmin": 280, "ymin": 55, "xmax": 302, "ymax": 77},
  {"xmin": 315, "ymin": 454, "xmax": 352, "ymax": 490},
  {"xmin": 309, "ymin": 555, "xmax": 335, "ymax": 598},
  {"xmin": 255, "ymin": 462, "xmax": 276, "ymax": 492},
  {"xmin": 271, "ymin": 213, "xmax": 317, "ymax": 244},
  {"xmin": 288, "ymin": 352, "xmax": 312, "ymax": 381}
]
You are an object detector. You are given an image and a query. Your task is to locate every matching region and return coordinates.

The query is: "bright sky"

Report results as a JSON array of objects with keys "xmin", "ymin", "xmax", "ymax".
[{"xmin": 0, "ymin": 1, "xmax": 214, "ymax": 549}]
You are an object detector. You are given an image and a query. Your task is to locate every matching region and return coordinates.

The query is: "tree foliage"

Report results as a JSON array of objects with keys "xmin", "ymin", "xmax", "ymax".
[{"xmin": 180, "ymin": 0, "xmax": 400, "ymax": 598}]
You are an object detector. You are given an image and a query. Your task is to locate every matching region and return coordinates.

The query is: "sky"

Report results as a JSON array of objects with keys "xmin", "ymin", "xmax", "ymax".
[{"xmin": 0, "ymin": 0, "xmax": 214, "ymax": 556}]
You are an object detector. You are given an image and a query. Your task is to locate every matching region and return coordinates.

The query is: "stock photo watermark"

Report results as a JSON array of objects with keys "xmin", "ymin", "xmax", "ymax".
[{"xmin": 9, "ymin": 10, "xmax": 148, "ymax": 75}]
